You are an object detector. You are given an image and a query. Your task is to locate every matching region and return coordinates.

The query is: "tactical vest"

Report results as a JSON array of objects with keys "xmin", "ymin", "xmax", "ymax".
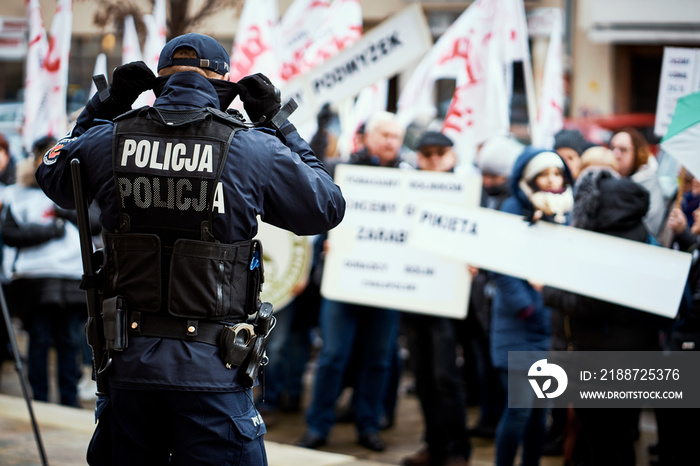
[{"xmin": 102, "ymin": 106, "xmax": 263, "ymax": 332}]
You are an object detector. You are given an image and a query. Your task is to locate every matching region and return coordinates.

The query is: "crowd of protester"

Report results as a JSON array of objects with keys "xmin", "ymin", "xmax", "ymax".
[{"xmin": 0, "ymin": 102, "xmax": 698, "ymax": 466}]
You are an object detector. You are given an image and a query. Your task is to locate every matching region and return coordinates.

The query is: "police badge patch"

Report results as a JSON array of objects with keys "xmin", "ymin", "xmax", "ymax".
[{"xmin": 43, "ymin": 137, "xmax": 74, "ymax": 165}]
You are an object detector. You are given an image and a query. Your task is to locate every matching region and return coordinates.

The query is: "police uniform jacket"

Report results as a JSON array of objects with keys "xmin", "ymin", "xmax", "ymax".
[{"xmin": 35, "ymin": 71, "xmax": 346, "ymax": 392}]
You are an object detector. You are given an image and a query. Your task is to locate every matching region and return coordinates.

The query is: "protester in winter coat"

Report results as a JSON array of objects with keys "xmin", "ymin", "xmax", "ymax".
[
  {"xmin": 490, "ymin": 148, "xmax": 573, "ymax": 466},
  {"xmin": 1, "ymin": 137, "xmax": 86, "ymax": 407},
  {"xmin": 401, "ymin": 131, "xmax": 471, "ymax": 466},
  {"xmin": 610, "ymin": 128, "xmax": 665, "ymax": 238},
  {"xmin": 542, "ymin": 167, "xmax": 667, "ymax": 465}
]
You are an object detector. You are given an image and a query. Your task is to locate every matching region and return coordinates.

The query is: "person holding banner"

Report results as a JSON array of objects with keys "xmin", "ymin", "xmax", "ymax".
[
  {"xmin": 542, "ymin": 166, "xmax": 667, "ymax": 465},
  {"xmin": 609, "ymin": 128, "xmax": 666, "ymax": 238},
  {"xmin": 297, "ymin": 111, "xmax": 405, "ymax": 453},
  {"xmin": 36, "ymin": 33, "xmax": 345, "ymax": 466},
  {"xmin": 400, "ymin": 131, "xmax": 472, "ymax": 466},
  {"xmin": 491, "ymin": 148, "xmax": 573, "ymax": 466}
]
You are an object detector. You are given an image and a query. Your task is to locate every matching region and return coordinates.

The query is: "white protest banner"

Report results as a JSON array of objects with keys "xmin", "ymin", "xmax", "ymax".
[
  {"xmin": 654, "ymin": 46, "xmax": 700, "ymax": 138},
  {"xmin": 321, "ymin": 165, "xmax": 482, "ymax": 318},
  {"xmin": 408, "ymin": 202, "xmax": 692, "ymax": 319},
  {"xmin": 283, "ymin": 4, "xmax": 432, "ymax": 126}
]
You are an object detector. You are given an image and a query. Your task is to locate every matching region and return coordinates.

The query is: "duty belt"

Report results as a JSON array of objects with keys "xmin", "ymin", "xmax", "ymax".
[{"xmin": 128, "ymin": 311, "xmax": 236, "ymax": 346}]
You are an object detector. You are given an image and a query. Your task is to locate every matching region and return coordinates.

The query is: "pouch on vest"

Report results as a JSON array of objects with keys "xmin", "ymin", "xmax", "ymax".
[
  {"xmin": 168, "ymin": 239, "xmax": 262, "ymax": 321},
  {"xmin": 103, "ymin": 233, "xmax": 161, "ymax": 313}
]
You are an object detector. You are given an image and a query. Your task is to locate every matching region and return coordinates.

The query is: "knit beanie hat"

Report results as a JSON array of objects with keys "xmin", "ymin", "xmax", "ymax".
[
  {"xmin": 476, "ymin": 136, "xmax": 523, "ymax": 176},
  {"xmin": 521, "ymin": 151, "xmax": 564, "ymax": 183},
  {"xmin": 553, "ymin": 129, "xmax": 588, "ymax": 156}
]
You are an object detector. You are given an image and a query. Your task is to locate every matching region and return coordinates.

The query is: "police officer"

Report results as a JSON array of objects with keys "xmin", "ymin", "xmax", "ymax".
[{"xmin": 36, "ymin": 33, "xmax": 345, "ymax": 466}]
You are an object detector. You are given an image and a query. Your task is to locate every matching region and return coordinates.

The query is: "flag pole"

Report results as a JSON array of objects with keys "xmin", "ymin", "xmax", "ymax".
[{"xmin": 515, "ymin": 0, "xmax": 539, "ymax": 143}]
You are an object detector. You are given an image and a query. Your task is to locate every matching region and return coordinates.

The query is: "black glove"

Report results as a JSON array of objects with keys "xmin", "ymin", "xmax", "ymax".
[
  {"xmin": 54, "ymin": 206, "xmax": 78, "ymax": 225},
  {"xmin": 110, "ymin": 61, "xmax": 156, "ymax": 107},
  {"xmin": 47, "ymin": 218, "xmax": 66, "ymax": 239},
  {"xmin": 238, "ymin": 73, "xmax": 281, "ymax": 124}
]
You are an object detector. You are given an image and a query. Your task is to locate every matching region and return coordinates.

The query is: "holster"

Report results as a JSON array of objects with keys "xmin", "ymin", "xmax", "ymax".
[
  {"xmin": 237, "ymin": 302, "xmax": 275, "ymax": 388},
  {"xmin": 102, "ymin": 296, "xmax": 128, "ymax": 352}
]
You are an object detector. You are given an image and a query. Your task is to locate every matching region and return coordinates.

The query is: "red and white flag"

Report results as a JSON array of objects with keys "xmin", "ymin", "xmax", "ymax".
[
  {"xmin": 531, "ymin": 9, "xmax": 564, "ymax": 149},
  {"xmin": 278, "ymin": 0, "xmax": 362, "ymax": 82},
  {"xmin": 397, "ymin": 0, "xmax": 530, "ymax": 159},
  {"xmin": 23, "ymin": 0, "xmax": 72, "ymax": 152},
  {"xmin": 143, "ymin": 0, "xmax": 167, "ymax": 74},
  {"xmin": 230, "ymin": 0, "xmax": 280, "ymax": 83},
  {"xmin": 23, "ymin": 0, "xmax": 49, "ymax": 153},
  {"xmin": 46, "ymin": 0, "xmax": 72, "ymax": 137},
  {"xmin": 279, "ymin": 0, "xmax": 331, "ymax": 81},
  {"xmin": 122, "ymin": 15, "xmax": 142, "ymax": 65},
  {"xmin": 302, "ymin": 0, "xmax": 362, "ymax": 73}
]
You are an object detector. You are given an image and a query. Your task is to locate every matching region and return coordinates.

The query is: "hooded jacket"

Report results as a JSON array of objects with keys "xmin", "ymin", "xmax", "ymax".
[
  {"xmin": 489, "ymin": 148, "xmax": 573, "ymax": 370},
  {"xmin": 543, "ymin": 168, "xmax": 665, "ymax": 351}
]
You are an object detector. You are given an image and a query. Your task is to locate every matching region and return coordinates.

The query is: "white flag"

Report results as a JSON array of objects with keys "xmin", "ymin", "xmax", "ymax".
[
  {"xmin": 23, "ymin": 0, "xmax": 49, "ymax": 153},
  {"xmin": 397, "ymin": 0, "xmax": 527, "ymax": 160},
  {"xmin": 531, "ymin": 9, "xmax": 564, "ymax": 149},
  {"xmin": 230, "ymin": 0, "xmax": 280, "ymax": 83},
  {"xmin": 302, "ymin": 0, "xmax": 362, "ymax": 73},
  {"xmin": 122, "ymin": 15, "xmax": 143, "ymax": 65},
  {"xmin": 89, "ymin": 53, "xmax": 108, "ymax": 99},
  {"xmin": 142, "ymin": 0, "xmax": 167, "ymax": 106},
  {"xmin": 144, "ymin": 0, "xmax": 166, "ymax": 74},
  {"xmin": 397, "ymin": 1, "xmax": 493, "ymax": 127},
  {"xmin": 46, "ymin": 0, "xmax": 72, "ymax": 138},
  {"xmin": 23, "ymin": 0, "xmax": 72, "ymax": 152},
  {"xmin": 278, "ymin": 0, "xmax": 331, "ymax": 81}
]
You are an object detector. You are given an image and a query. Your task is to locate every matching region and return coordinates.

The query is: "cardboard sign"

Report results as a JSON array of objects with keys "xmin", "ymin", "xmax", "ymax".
[
  {"xmin": 408, "ymin": 202, "xmax": 692, "ymax": 319},
  {"xmin": 320, "ymin": 165, "xmax": 482, "ymax": 318},
  {"xmin": 282, "ymin": 4, "xmax": 432, "ymax": 126},
  {"xmin": 654, "ymin": 46, "xmax": 700, "ymax": 138}
]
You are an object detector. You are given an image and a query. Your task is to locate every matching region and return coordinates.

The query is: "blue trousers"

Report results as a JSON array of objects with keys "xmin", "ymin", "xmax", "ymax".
[
  {"xmin": 305, "ymin": 299, "xmax": 399, "ymax": 437},
  {"xmin": 258, "ymin": 299, "xmax": 312, "ymax": 411},
  {"xmin": 87, "ymin": 388, "xmax": 267, "ymax": 466},
  {"xmin": 495, "ymin": 369, "xmax": 547, "ymax": 466},
  {"xmin": 26, "ymin": 304, "xmax": 83, "ymax": 407}
]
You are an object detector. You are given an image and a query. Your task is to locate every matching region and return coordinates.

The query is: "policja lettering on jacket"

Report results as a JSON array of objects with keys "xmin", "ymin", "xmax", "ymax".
[
  {"xmin": 119, "ymin": 137, "xmax": 217, "ymax": 172},
  {"xmin": 116, "ymin": 135, "xmax": 226, "ymax": 213}
]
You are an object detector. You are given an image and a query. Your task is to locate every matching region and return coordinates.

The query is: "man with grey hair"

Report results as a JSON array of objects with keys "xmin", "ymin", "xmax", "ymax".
[
  {"xmin": 296, "ymin": 111, "xmax": 407, "ymax": 452},
  {"xmin": 348, "ymin": 111, "xmax": 409, "ymax": 168}
]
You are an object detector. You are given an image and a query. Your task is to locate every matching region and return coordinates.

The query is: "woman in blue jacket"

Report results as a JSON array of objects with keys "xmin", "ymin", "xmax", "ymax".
[{"xmin": 490, "ymin": 148, "xmax": 573, "ymax": 466}]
